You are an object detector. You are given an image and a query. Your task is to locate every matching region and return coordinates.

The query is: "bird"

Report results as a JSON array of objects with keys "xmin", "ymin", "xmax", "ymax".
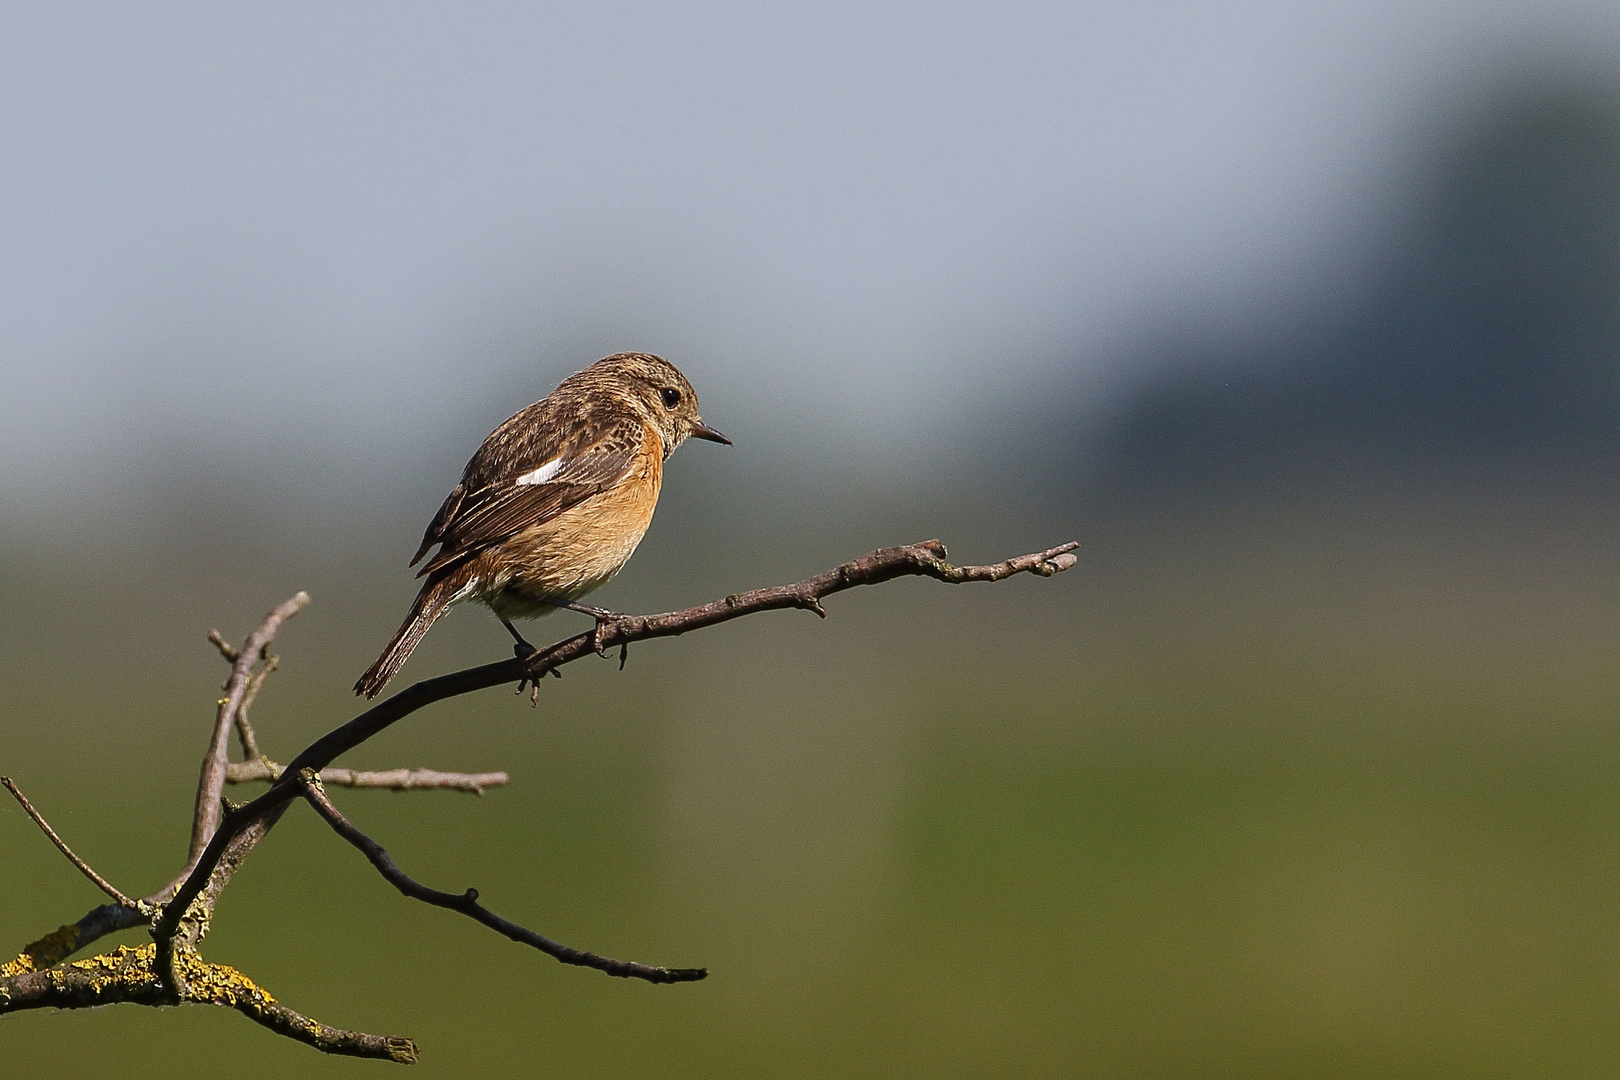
[{"xmin": 354, "ymin": 352, "xmax": 730, "ymax": 698}]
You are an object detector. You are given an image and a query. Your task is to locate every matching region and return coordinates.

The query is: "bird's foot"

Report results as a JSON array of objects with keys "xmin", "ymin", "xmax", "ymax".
[
  {"xmin": 514, "ymin": 661, "xmax": 562, "ymax": 704},
  {"xmin": 545, "ymin": 600, "xmax": 633, "ymax": 665},
  {"xmin": 504, "ymin": 617, "xmax": 560, "ymax": 702},
  {"xmin": 586, "ymin": 611, "xmax": 632, "ymax": 664}
]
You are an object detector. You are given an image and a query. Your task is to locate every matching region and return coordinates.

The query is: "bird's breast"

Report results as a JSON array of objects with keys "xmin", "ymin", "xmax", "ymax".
[{"xmin": 490, "ymin": 425, "xmax": 664, "ymax": 604}]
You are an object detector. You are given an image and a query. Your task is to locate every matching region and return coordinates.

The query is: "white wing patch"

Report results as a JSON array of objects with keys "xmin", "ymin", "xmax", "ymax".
[{"xmin": 513, "ymin": 458, "xmax": 564, "ymax": 486}]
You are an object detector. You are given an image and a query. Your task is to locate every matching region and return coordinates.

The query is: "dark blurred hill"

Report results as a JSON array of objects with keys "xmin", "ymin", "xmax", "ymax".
[{"xmin": 1077, "ymin": 76, "xmax": 1620, "ymax": 503}]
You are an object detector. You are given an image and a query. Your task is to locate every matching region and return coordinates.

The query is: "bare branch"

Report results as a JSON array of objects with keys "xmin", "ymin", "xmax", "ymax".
[
  {"xmin": 7, "ymin": 536, "xmax": 1078, "ymax": 1062},
  {"xmin": 240, "ymin": 991, "xmax": 418, "ymax": 1063},
  {"xmin": 511, "ymin": 539, "xmax": 1081, "ymax": 682},
  {"xmin": 295, "ymin": 772, "xmax": 703, "ymax": 984},
  {"xmin": 226, "ymin": 760, "xmax": 509, "ymax": 794},
  {"xmin": 155, "ymin": 540, "xmax": 1078, "ymax": 955},
  {"xmin": 2, "ymin": 777, "xmax": 136, "ymax": 909}
]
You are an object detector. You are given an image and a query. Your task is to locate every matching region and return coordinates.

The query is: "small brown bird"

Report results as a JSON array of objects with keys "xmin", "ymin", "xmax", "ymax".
[{"xmin": 354, "ymin": 352, "xmax": 729, "ymax": 698}]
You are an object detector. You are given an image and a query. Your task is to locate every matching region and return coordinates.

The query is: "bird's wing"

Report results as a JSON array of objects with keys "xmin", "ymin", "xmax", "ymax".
[
  {"xmin": 413, "ymin": 412, "xmax": 646, "ymax": 579},
  {"xmin": 410, "ymin": 483, "xmax": 467, "ymax": 566}
]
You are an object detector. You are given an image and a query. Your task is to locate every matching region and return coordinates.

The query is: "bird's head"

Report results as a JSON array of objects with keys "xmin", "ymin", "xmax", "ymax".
[{"xmin": 590, "ymin": 352, "xmax": 730, "ymax": 455}]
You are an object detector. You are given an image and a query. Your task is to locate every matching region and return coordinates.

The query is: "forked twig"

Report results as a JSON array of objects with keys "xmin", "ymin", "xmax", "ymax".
[{"xmin": 182, "ymin": 592, "xmax": 310, "ymax": 884}]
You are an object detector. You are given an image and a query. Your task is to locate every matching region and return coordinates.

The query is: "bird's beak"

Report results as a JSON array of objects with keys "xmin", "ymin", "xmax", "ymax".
[{"xmin": 690, "ymin": 419, "xmax": 732, "ymax": 445}]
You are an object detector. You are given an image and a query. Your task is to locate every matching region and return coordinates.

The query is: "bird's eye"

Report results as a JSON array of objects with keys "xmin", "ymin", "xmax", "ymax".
[{"xmin": 660, "ymin": 387, "xmax": 682, "ymax": 409}]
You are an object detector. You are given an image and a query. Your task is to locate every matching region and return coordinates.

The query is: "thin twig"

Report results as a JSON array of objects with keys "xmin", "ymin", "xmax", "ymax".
[
  {"xmin": 2, "ymin": 777, "xmax": 136, "ymax": 909},
  {"xmin": 233, "ymin": 653, "xmax": 278, "ymax": 761},
  {"xmin": 210, "ymin": 624, "xmax": 281, "ymax": 762},
  {"xmin": 227, "ymin": 760, "xmax": 509, "ymax": 794},
  {"xmin": 295, "ymin": 772, "xmax": 703, "ymax": 984},
  {"xmin": 509, "ymin": 538, "xmax": 1082, "ymax": 683}
]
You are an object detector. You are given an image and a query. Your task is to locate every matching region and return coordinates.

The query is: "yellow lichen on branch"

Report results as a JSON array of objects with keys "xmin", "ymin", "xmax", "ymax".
[
  {"xmin": 0, "ymin": 941, "xmax": 418, "ymax": 1064},
  {"xmin": 3, "ymin": 922, "xmax": 81, "ymax": 976},
  {"xmin": 172, "ymin": 947, "xmax": 277, "ymax": 1009}
]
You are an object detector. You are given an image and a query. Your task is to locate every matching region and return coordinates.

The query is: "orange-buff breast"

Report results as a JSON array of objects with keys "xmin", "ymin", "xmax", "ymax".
[{"xmin": 475, "ymin": 424, "xmax": 665, "ymax": 620}]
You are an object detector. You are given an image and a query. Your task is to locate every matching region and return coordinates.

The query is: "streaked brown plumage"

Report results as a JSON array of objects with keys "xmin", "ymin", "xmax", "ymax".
[{"xmin": 354, "ymin": 352, "xmax": 729, "ymax": 698}]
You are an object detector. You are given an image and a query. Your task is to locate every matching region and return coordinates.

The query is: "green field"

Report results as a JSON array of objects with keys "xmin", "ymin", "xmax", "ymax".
[{"xmin": 4, "ymin": 492, "xmax": 1620, "ymax": 1077}]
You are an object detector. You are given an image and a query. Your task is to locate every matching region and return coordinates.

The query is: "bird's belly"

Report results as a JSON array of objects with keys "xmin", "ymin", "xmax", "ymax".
[{"xmin": 481, "ymin": 466, "xmax": 661, "ymax": 619}]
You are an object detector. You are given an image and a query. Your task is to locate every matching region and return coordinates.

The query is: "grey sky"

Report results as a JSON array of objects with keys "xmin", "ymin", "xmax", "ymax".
[{"xmin": 1, "ymin": 1, "xmax": 1616, "ymax": 513}]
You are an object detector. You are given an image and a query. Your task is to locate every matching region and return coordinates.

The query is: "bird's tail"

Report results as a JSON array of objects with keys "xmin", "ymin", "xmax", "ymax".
[{"xmin": 354, "ymin": 576, "xmax": 465, "ymax": 698}]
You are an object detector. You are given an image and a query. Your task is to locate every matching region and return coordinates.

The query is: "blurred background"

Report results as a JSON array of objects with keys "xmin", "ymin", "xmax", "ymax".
[{"xmin": 4, "ymin": 2, "xmax": 1620, "ymax": 1076}]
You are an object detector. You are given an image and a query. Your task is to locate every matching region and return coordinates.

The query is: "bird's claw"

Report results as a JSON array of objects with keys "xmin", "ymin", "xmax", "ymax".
[
  {"xmin": 591, "ymin": 617, "xmax": 616, "ymax": 658},
  {"xmin": 589, "ymin": 616, "xmax": 633, "ymax": 670},
  {"xmin": 563, "ymin": 604, "xmax": 629, "ymax": 663},
  {"xmin": 515, "ymin": 657, "xmax": 561, "ymax": 703}
]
